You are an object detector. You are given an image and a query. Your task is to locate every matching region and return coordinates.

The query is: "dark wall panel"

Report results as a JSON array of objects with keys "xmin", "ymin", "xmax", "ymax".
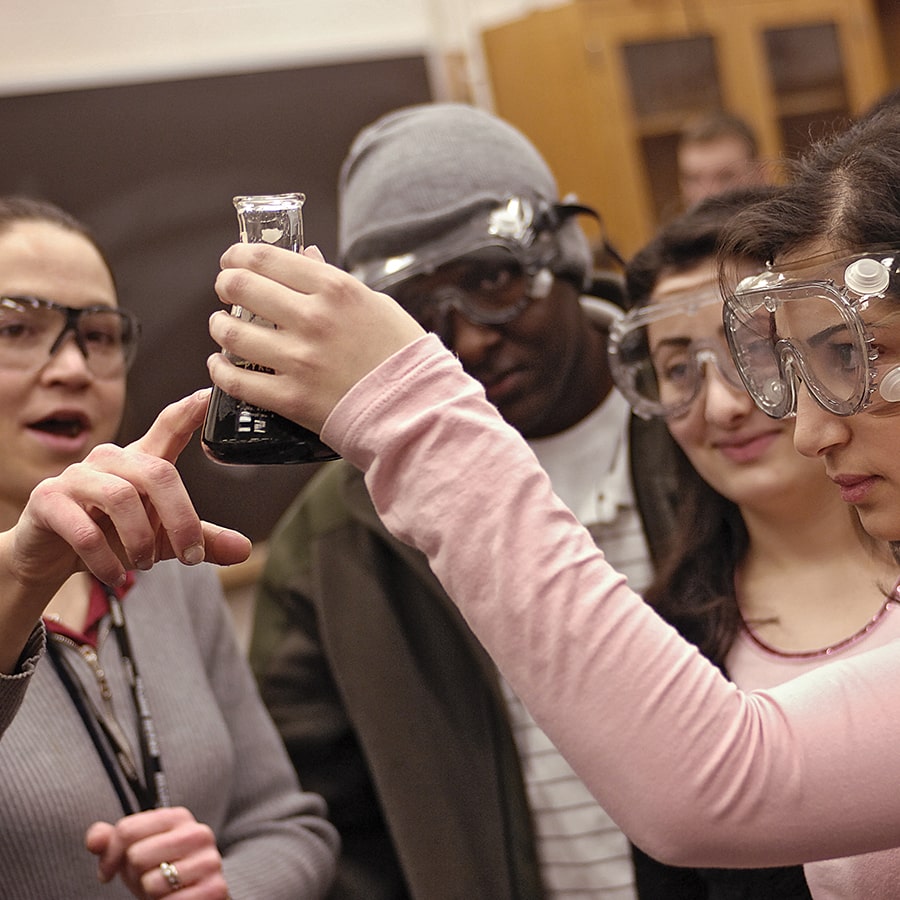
[{"xmin": 0, "ymin": 57, "xmax": 432, "ymax": 539}]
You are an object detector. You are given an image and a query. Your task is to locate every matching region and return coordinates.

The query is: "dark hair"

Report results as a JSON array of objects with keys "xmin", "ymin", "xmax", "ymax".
[
  {"xmin": 0, "ymin": 196, "xmax": 115, "ymax": 286},
  {"xmin": 679, "ymin": 111, "xmax": 759, "ymax": 159},
  {"xmin": 720, "ymin": 96, "xmax": 900, "ymax": 265},
  {"xmin": 625, "ymin": 185, "xmax": 777, "ymax": 667},
  {"xmin": 626, "ymin": 184, "xmax": 778, "ymax": 310},
  {"xmin": 645, "ymin": 454, "xmax": 748, "ymax": 668}
]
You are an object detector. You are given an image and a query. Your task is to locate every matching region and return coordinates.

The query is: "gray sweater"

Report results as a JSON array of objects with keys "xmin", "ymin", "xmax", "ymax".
[{"xmin": 0, "ymin": 560, "xmax": 338, "ymax": 900}]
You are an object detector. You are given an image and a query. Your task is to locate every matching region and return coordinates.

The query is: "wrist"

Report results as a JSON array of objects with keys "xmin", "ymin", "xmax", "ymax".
[{"xmin": 0, "ymin": 528, "xmax": 68, "ymax": 674}]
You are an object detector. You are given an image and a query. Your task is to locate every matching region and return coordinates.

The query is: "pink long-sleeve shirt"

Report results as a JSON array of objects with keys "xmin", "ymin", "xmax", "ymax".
[{"xmin": 321, "ymin": 334, "xmax": 900, "ymax": 897}]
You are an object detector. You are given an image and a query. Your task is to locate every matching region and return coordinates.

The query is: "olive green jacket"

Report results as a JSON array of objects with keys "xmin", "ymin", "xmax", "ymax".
[{"xmin": 250, "ymin": 414, "xmax": 678, "ymax": 900}]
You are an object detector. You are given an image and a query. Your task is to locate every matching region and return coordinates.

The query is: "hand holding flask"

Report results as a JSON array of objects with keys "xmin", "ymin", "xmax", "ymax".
[{"xmin": 202, "ymin": 193, "xmax": 340, "ymax": 464}]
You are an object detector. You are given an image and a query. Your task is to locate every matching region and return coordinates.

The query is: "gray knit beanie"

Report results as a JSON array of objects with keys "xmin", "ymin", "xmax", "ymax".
[{"xmin": 338, "ymin": 102, "xmax": 592, "ymax": 287}]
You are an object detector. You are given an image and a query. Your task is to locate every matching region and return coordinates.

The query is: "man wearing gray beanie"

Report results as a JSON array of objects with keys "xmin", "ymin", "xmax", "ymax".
[{"xmin": 250, "ymin": 102, "xmax": 678, "ymax": 900}]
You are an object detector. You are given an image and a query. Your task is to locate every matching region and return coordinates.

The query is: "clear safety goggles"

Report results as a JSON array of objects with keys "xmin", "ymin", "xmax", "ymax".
[
  {"xmin": 384, "ymin": 244, "xmax": 555, "ymax": 339},
  {"xmin": 723, "ymin": 249, "xmax": 900, "ymax": 418},
  {"xmin": 608, "ymin": 286, "xmax": 745, "ymax": 420},
  {"xmin": 349, "ymin": 195, "xmax": 596, "ymax": 293}
]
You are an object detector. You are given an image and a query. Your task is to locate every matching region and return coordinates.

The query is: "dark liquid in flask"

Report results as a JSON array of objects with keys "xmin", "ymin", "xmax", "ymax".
[
  {"xmin": 202, "ymin": 192, "xmax": 338, "ymax": 464},
  {"xmin": 202, "ymin": 375, "xmax": 339, "ymax": 465}
]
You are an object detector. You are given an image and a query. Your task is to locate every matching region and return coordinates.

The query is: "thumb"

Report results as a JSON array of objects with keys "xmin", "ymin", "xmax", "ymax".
[
  {"xmin": 201, "ymin": 523, "xmax": 253, "ymax": 566},
  {"xmin": 84, "ymin": 820, "xmax": 112, "ymax": 854}
]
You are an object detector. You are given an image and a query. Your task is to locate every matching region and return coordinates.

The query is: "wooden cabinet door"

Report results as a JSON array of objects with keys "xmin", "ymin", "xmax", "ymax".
[
  {"xmin": 482, "ymin": 0, "xmax": 888, "ymax": 258},
  {"xmin": 697, "ymin": 0, "xmax": 888, "ymax": 158}
]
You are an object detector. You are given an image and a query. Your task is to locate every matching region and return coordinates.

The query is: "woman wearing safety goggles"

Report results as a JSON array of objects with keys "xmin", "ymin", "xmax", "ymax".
[{"xmin": 609, "ymin": 187, "xmax": 896, "ymax": 900}]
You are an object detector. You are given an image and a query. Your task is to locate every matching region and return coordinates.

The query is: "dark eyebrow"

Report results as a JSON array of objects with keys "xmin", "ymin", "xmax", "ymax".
[
  {"xmin": 805, "ymin": 323, "xmax": 850, "ymax": 349},
  {"xmin": 649, "ymin": 336, "xmax": 691, "ymax": 350},
  {"xmin": 862, "ymin": 308, "xmax": 900, "ymax": 331},
  {"xmin": 650, "ymin": 326, "xmax": 728, "ymax": 352}
]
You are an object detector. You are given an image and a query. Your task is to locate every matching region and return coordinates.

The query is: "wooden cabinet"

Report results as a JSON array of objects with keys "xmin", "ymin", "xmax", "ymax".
[{"xmin": 480, "ymin": 0, "xmax": 889, "ymax": 258}]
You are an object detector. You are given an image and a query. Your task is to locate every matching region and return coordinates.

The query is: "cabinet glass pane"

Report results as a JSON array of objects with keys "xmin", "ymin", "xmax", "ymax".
[
  {"xmin": 763, "ymin": 23, "xmax": 849, "ymax": 157},
  {"xmin": 622, "ymin": 35, "xmax": 721, "ymax": 124},
  {"xmin": 639, "ymin": 132, "xmax": 681, "ymax": 224},
  {"xmin": 764, "ymin": 23, "xmax": 845, "ymax": 96}
]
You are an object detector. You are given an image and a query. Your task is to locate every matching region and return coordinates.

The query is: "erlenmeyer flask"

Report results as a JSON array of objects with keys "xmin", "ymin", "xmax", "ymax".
[{"xmin": 202, "ymin": 193, "xmax": 340, "ymax": 464}]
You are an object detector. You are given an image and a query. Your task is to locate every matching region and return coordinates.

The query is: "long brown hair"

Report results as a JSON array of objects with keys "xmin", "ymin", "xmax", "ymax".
[{"xmin": 625, "ymin": 186, "xmax": 775, "ymax": 668}]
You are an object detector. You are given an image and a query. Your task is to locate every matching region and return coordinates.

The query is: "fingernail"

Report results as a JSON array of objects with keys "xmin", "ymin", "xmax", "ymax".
[{"xmin": 183, "ymin": 544, "xmax": 205, "ymax": 565}]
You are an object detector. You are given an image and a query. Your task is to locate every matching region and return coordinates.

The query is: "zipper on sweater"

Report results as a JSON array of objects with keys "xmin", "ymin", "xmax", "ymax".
[
  {"xmin": 51, "ymin": 631, "xmax": 113, "ymax": 704},
  {"xmin": 50, "ymin": 628, "xmax": 139, "ymax": 777}
]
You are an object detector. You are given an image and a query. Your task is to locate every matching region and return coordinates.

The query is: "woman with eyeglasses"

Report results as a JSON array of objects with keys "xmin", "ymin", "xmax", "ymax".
[
  {"xmin": 201, "ymin": 94, "xmax": 900, "ymax": 899},
  {"xmin": 0, "ymin": 196, "xmax": 338, "ymax": 899},
  {"xmin": 612, "ymin": 186, "xmax": 899, "ymax": 899}
]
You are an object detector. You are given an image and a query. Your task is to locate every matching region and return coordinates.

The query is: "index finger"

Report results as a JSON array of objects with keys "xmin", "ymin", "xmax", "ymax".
[
  {"xmin": 130, "ymin": 389, "xmax": 210, "ymax": 464},
  {"xmin": 87, "ymin": 808, "xmax": 192, "ymax": 882},
  {"xmin": 219, "ymin": 241, "xmax": 329, "ymax": 293}
]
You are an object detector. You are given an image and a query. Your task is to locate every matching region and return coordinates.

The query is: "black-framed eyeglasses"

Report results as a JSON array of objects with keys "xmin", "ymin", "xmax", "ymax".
[{"xmin": 0, "ymin": 296, "xmax": 141, "ymax": 378}]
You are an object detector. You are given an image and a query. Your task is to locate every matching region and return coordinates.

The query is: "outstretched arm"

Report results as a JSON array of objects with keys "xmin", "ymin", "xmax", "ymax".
[
  {"xmin": 206, "ymin": 242, "xmax": 900, "ymax": 868},
  {"xmin": 321, "ymin": 339, "xmax": 900, "ymax": 868}
]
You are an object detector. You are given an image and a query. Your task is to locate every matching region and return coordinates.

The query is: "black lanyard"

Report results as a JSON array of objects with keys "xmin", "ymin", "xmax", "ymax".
[{"xmin": 47, "ymin": 585, "xmax": 170, "ymax": 816}]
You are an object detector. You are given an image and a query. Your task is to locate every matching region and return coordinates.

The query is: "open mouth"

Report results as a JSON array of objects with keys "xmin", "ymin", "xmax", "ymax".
[{"xmin": 29, "ymin": 414, "xmax": 89, "ymax": 439}]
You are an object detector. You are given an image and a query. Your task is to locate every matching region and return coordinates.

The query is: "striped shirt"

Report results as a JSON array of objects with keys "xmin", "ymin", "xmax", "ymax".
[{"xmin": 516, "ymin": 388, "xmax": 652, "ymax": 898}]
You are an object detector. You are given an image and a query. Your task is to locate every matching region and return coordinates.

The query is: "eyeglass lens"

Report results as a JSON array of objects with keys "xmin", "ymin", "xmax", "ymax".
[
  {"xmin": 0, "ymin": 298, "xmax": 137, "ymax": 377},
  {"xmin": 389, "ymin": 249, "xmax": 533, "ymax": 336},
  {"xmin": 727, "ymin": 289, "xmax": 869, "ymax": 415},
  {"xmin": 645, "ymin": 340, "xmax": 743, "ymax": 412},
  {"xmin": 618, "ymin": 302, "xmax": 745, "ymax": 417}
]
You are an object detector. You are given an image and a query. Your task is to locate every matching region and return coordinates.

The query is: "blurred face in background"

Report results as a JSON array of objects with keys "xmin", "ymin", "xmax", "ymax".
[{"xmin": 678, "ymin": 136, "xmax": 761, "ymax": 208}]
